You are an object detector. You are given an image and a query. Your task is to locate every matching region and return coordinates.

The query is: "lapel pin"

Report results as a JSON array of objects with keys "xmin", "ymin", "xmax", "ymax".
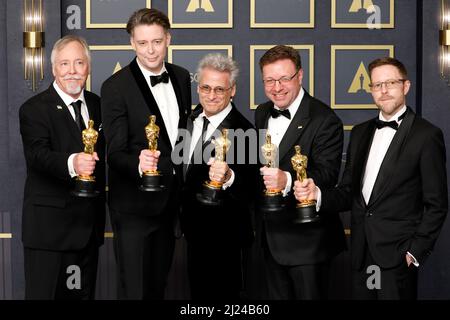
[
  {"xmin": 298, "ymin": 125, "xmax": 303, "ymax": 129},
  {"xmin": 56, "ymin": 105, "xmax": 63, "ymax": 110}
]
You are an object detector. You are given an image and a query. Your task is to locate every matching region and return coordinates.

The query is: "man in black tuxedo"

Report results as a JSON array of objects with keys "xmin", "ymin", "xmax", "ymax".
[
  {"xmin": 255, "ymin": 45, "xmax": 346, "ymax": 299},
  {"xmin": 294, "ymin": 57, "xmax": 448, "ymax": 299},
  {"xmin": 19, "ymin": 35, "xmax": 105, "ymax": 299},
  {"xmin": 101, "ymin": 8, "xmax": 191, "ymax": 299},
  {"xmin": 178, "ymin": 54, "xmax": 256, "ymax": 300}
]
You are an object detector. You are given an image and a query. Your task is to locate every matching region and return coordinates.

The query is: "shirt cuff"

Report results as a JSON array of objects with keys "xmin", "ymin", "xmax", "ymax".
[
  {"xmin": 68, "ymin": 153, "xmax": 78, "ymax": 178},
  {"xmin": 282, "ymin": 171, "xmax": 292, "ymax": 197},
  {"xmin": 407, "ymin": 251, "xmax": 420, "ymax": 267},
  {"xmin": 316, "ymin": 186, "xmax": 322, "ymax": 212},
  {"xmin": 138, "ymin": 164, "xmax": 143, "ymax": 177},
  {"xmin": 222, "ymin": 169, "xmax": 235, "ymax": 190}
]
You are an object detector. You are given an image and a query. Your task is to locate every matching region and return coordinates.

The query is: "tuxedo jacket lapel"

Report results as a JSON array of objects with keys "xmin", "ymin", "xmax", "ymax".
[
  {"xmin": 353, "ymin": 121, "xmax": 377, "ymax": 206},
  {"xmin": 129, "ymin": 58, "xmax": 172, "ymax": 150},
  {"xmin": 278, "ymin": 93, "xmax": 311, "ymax": 163},
  {"xmin": 85, "ymin": 92, "xmax": 101, "ymax": 130},
  {"xmin": 368, "ymin": 108, "xmax": 415, "ymax": 206},
  {"xmin": 46, "ymin": 85, "xmax": 83, "ymax": 149},
  {"xmin": 166, "ymin": 63, "xmax": 188, "ymax": 129}
]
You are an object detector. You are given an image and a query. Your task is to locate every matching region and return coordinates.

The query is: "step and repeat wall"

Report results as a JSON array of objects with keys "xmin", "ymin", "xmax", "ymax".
[
  {"xmin": 2, "ymin": 0, "xmax": 431, "ymax": 299},
  {"xmin": 60, "ymin": 0, "xmax": 416, "ymax": 300}
]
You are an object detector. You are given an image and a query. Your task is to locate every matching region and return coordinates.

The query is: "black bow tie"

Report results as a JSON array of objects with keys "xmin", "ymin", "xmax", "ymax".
[
  {"xmin": 270, "ymin": 107, "xmax": 291, "ymax": 119},
  {"xmin": 150, "ymin": 71, "xmax": 169, "ymax": 87},
  {"xmin": 374, "ymin": 110, "xmax": 407, "ymax": 130},
  {"xmin": 375, "ymin": 119, "xmax": 399, "ymax": 130}
]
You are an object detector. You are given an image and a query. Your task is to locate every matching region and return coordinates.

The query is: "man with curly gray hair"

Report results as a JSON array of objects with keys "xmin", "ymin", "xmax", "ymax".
[{"xmin": 179, "ymin": 53, "xmax": 257, "ymax": 300}]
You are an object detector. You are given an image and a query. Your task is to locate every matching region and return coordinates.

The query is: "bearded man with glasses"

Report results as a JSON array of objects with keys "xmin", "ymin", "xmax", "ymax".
[
  {"xmin": 294, "ymin": 57, "xmax": 448, "ymax": 300},
  {"xmin": 254, "ymin": 45, "xmax": 346, "ymax": 300}
]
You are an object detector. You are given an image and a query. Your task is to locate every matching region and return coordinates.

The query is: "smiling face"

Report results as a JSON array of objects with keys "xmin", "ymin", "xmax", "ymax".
[
  {"xmin": 52, "ymin": 41, "xmax": 89, "ymax": 99},
  {"xmin": 130, "ymin": 24, "xmax": 171, "ymax": 73},
  {"xmin": 198, "ymin": 67, "xmax": 236, "ymax": 117},
  {"xmin": 262, "ymin": 58, "xmax": 303, "ymax": 110},
  {"xmin": 370, "ymin": 64, "xmax": 411, "ymax": 119}
]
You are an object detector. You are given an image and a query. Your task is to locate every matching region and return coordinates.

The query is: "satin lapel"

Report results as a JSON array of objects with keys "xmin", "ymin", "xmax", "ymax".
[
  {"xmin": 200, "ymin": 105, "xmax": 238, "ymax": 164},
  {"xmin": 216, "ymin": 102, "xmax": 237, "ymax": 133},
  {"xmin": 84, "ymin": 92, "xmax": 100, "ymax": 128},
  {"xmin": 166, "ymin": 63, "xmax": 188, "ymax": 129},
  {"xmin": 278, "ymin": 94, "xmax": 311, "ymax": 163},
  {"xmin": 353, "ymin": 121, "xmax": 377, "ymax": 205},
  {"xmin": 368, "ymin": 109, "xmax": 415, "ymax": 206},
  {"xmin": 257, "ymin": 103, "xmax": 271, "ymax": 130},
  {"xmin": 129, "ymin": 58, "xmax": 172, "ymax": 149},
  {"xmin": 183, "ymin": 117, "xmax": 195, "ymax": 179},
  {"xmin": 45, "ymin": 85, "xmax": 83, "ymax": 149}
]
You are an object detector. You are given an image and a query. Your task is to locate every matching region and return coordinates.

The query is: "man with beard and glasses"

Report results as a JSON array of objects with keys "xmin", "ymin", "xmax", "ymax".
[
  {"xmin": 294, "ymin": 57, "xmax": 448, "ymax": 300},
  {"xmin": 19, "ymin": 35, "xmax": 105, "ymax": 299}
]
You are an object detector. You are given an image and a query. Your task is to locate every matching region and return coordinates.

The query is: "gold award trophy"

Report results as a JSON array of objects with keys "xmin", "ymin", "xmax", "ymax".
[
  {"xmin": 139, "ymin": 115, "xmax": 164, "ymax": 192},
  {"xmin": 196, "ymin": 128, "xmax": 231, "ymax": 206},
  {"xmin": 71, "ymin": 119, "xmax": 100, "ymax": 198},
  {"xmin": 261, "ymin": 134, "xmax": 284, "ymax": 212},
  {"xmin": 291, "ymin": 145, "xmax": 319, "ymax": 223}
]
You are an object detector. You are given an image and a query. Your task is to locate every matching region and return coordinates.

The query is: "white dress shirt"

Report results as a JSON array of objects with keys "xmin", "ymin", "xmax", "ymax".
[
  {"xmin": 53, "ymin": 81, "xmax": 90, "ymax": 178},
  {"xmin": 188, "ymin": 103, "xmax": 235, "ymax": 189},
  {"xmin": 136, "ymin": 60, "xmax": 180, "ymax": 149},
  {"xmin": 267, "ymin": 87, "xmax": 304, "ymax": 196},
  {"xmin": 361, "ymin": 105, "xmax": 407, "ymax": 204}
]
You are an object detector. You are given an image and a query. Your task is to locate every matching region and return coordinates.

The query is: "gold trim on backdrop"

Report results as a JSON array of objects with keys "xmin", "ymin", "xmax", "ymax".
[
  {"xmin": 440, "ymin": 0, "xmax": 450, "ymax": 84},
  {"xmin": 23, "ymin": 0, "xmax": 45, "ymax": 92},
  {"xmin": 168, "ymin": 0, "xmax": 233, "ymax": 28},
  {"xmin": 250, "ymin": 45, "xmax": 314, "ymax": 110},
  {"xmin": 86, "ymin": 45, "xmax": 134, "ymax": 91},
  {"xmin": 168, "ymin": 45, "xmax": 233, "ymax": 108},
  {"xmin": 0, "ymin": 233, "xmax": 12, "ymax": 239},
  {"xmin": 330, "ymin": 45, "xmax": 394, "ymax": 109},
  {"xmin": 331, "ymin": 0, "xmax": 394, "ymax": 28},
  {"xmin": 250, "ymin": 0, "xmax": 314, "ymax": 28},
  {"xmin": 86, "ymin": 0, "xmax": 152, "ymax": 29}
]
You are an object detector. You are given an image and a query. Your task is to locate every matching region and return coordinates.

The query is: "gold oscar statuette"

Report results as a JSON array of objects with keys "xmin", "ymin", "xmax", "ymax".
[
  {"xmin": 260, "ymin": 133, "xmax": 284, "ymax": 212},
  {"xmin": 291, "ymin": 145, "xmax": 319, "ymax": 223},
  {"xmin": 71, "ymin": 120, "xmax": 99, "ymax": 198},
  {"xmin": 196, "ymin": 128, "xmax": 231, "ymax": 206},
  {"xmin": 139, "ymin": 115, "xmax": 164, "ymax": 192}
]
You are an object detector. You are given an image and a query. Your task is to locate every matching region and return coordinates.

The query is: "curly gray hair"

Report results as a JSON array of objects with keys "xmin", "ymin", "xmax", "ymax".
[{"xmin": 197, "ymin": 53, "xmax": 239, "ymax": 86}]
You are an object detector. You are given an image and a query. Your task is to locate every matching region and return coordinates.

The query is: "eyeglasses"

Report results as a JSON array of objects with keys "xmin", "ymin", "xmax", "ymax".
[
  {"xmin": 199, "ymin": 84, "xmax": 233, "ymax": 96},
  {"xmin": 262, "ymin": 70, "xmax": 299, "ymax": 88},
  {"xmin": 369, "ymin": 79, "xmax": 407, "ymax": 91}
]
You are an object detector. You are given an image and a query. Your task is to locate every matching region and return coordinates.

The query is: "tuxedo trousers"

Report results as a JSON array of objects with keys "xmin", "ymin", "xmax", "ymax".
[
  {"xmin": 351, "ymin": 245, "xmax": 418, "ymax": 300},
  {"xmin": 24, "ymin": 234, "xmax": 99, "ymax": 300},
  {"xmin": 262, "ymin": 244, "xmax": 330, "ymax": 300},
  {"xmin": 110, "ymin": 206, "xmax": 176, "ymax": 300}
]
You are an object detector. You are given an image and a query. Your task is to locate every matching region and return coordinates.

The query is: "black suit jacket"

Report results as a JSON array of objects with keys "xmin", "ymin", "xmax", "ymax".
[
  {"xmin": 19, "ymin": 85, "xmax": 106, "ymax": 251},
  {"xmin": 180, "ymin": 104, "xmax": 257, "ymax": 247},
  {"xmin": 255, "ymin": 90, "xmax": 346, "ymax": 266},
  {"xmin": 321, "ymin": 107, "xmax": 448, "ymax": 269},
  {"xmin": 101, "ymin": 59, "xmax": 191, "ymax": 215}
]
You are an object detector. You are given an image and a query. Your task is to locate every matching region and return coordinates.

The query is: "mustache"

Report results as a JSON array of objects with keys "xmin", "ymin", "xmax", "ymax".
[{"xmin": 63, "ymin": 75, "xmax": 83, "ymax": 80}]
